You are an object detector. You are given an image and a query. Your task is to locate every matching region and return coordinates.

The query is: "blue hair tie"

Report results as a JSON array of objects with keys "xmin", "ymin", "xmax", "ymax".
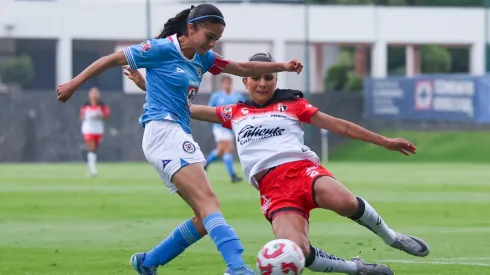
[{"xmin": 187, "ymin": 15, "xmax": 224, "ymax": 24}]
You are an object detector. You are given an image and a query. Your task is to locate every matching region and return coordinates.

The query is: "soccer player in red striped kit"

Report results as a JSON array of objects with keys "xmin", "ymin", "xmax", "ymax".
[{"xmin": 80, "ymin": 87, "xmax": 110, "ymax": 177}]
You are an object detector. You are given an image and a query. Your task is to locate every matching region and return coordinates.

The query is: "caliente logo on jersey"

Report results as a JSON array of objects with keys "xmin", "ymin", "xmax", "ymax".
[{"xmin": 237, "ymin": 125, "xmax": 285, "ymax": 145}]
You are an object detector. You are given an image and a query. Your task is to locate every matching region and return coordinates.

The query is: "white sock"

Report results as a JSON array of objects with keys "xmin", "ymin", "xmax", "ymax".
[
  {"xmin": 349, "ymin": 197, "xmax": 397, "ymax": 244},
  {"xmin": 87, "ymin": 152, "xmax": 97, "ymax": 175},
  {"xmin": 306, "ymin": 246, "xmax": 357, "ymax": 274}
]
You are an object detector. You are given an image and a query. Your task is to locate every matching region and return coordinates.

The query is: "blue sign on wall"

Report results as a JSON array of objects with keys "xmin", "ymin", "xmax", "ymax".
[{"xmin": 364, "ymin": 75, "xmax": 490, "ymax": 124}]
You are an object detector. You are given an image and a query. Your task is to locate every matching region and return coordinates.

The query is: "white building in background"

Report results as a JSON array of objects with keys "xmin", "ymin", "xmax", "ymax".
[{"xmin": 0, "ymin": 0, "xmax": 489, "ymax": 93}]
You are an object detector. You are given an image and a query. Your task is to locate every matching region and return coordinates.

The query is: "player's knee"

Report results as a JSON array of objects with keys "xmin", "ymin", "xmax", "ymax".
[
  {"xmin": 223, "ymin": 141, "xmax": 233, "ymax": 153},
  {"xmin": 216, "ymin": 146, "xmax": 225, "ymax": 157},
  {"xmin": 195, "ymin": 190, "xmax": 221, "ymax": 217}
]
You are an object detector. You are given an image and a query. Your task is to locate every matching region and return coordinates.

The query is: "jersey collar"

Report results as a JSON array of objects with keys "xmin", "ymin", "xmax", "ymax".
[
  {"xmin": 169, "ymin": 34, "xmax": 197, "ymax": 62},
  {"xmin": 242, "ymin": 89, "xmax": 304, "ymax": 108}
]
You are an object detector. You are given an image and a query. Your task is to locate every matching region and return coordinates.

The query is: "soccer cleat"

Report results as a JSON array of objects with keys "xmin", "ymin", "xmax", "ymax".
[
  {"xmin": 130, "ymin": 253, "xmax": 157, "ymax": 275},
  {"xmin": 231, "ymin": 175, "xmax": 243, "ymax": 184},
  {"xmin": 389, "ymin": 232, "xmax": 430, "ymax": 257},
  {"xmin": 224, "ymin": 265, "xmax": 256, "ymax": 275},
  {"xmin": 351, "ymin": 257, "xmax": 394, "ymax": 275}
]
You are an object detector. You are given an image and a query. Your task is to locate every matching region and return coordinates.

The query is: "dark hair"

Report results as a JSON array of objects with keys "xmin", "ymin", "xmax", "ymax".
[
  {"xmin": 156, "ymin": 4, "xmax": 225, "ymax": 39},
  {"xmin": 249, "ymin": 52, "xmax": 275, "ymax": 62},
  {"xmin": 221, "ymin": 75, "xmax": 232, "ymax": 83}
]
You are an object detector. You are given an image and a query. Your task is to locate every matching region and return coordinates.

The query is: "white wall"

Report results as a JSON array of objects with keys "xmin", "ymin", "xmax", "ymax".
[
  {"xmin": 1, "ymin": 1, "xmax": 488, "ymax": 43},
  {"xmin": 1, "ymin": 0, "xmax": 489, "ymax": 87}
]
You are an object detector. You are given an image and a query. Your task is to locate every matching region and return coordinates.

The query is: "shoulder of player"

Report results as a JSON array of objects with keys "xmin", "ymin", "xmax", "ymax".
[
  {"xmin": 142, "ymin": 38, "xmax": 174, "ymax": 55},
  {"xmin": 196, "ymin": 50, "xmax": 215, "ymax": 65}
]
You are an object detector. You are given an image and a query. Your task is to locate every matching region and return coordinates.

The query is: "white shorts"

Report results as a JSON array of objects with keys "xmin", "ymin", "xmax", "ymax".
[
  {"xmin": 142, "ymin": 120, "xmax": 206, "ymax": 194},
  {"xmin": 212, "ymin": 127, "xmax": 234, "ymax": 142}
]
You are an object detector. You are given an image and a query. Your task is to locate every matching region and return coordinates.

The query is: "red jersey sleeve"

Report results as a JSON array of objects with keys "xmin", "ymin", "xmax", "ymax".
[
  {"xmin": 101, "ymin": 104, "xmax": 110, "ymax": 117},
  {"xmin": 208, "ymin": 51, "xmax": 230, "ymax": 76},
  {"xmin": 296, "ymin": 98, "xmax": 319, "ymax": 123},
  {"xmin": 215, "ymin": 104, "xmax": 236, "ymax": 129}
]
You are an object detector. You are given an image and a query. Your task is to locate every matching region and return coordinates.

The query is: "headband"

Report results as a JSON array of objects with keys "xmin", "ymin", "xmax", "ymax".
[{"xmin": 187, "ymin": 15, "xmax": 225, "ymax": 24}]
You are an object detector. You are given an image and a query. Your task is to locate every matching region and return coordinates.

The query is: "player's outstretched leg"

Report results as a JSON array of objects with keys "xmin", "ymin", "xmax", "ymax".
[
  {"xmin": 270, "ymin": 213, "xmax": 393, "ymax": 275},
  {"xmin": 172, "ymin": 164, "xmax": 254, "ymax": 275},
  {"xmin": 306, "ymin": 246, "xmax": 393, "ymax": 275},
  {"xmin": 130, "ymin": 217, "xmax": 205, "ymax": 274},
  {"xmin": 313, "ymin": 176, "xmax": 430, "ymax": 257}
]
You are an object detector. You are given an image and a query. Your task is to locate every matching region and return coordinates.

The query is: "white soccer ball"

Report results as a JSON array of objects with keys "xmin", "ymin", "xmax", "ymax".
[{"xmin": 256, "ymin": 239, "xmax": 305, "ymax": 275}]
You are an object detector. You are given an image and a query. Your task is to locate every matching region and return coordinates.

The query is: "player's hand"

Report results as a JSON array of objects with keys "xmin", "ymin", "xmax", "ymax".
[
  {"xmin": 382, "ymin": 138, "xmax": 417, "ymax": 156},
  {"xmin": 123, "ymin": 66, "xmax": 146, "ymax": 90},
  {"xmin": 283, "ymin": 59, "xmax": 303, "ymax": 74},
  {"xmin": 56, "ymin": 81, "xmax": 77, "ymax": 103}
]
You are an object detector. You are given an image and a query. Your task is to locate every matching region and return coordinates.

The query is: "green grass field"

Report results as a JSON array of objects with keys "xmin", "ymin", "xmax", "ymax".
[
  {"xmin": 1, "ymin": 162, "xmax": 489, "ymax": 275},
  {"xmin": 331, "ymin": 131, "xmax": 490, "ymax": 162}
]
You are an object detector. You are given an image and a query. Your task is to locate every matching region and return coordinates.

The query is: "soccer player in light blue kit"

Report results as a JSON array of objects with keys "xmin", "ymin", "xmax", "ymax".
[
  {"xmin": 56, "ymin": 4, "xmax": 303, "ymax": 275},
  {"xmin": 205, "ymin": 75, "xmax": 244, "ymax": 183}
]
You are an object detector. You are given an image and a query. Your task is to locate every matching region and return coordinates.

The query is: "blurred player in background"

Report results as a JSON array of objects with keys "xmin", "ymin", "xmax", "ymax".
[
  {"xmin": 205, "ymin": 75, "xmax": 244, "ymax": 183},
  {"xmin": 80, "ymin": 87, "xmax": 110, "ymax": 177}
]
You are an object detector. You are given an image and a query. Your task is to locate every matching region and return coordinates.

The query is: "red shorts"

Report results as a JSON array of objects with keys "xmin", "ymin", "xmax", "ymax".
[
  {"xmin": 83, "ymin": 134, "xmax": 103, "ymax": 145},
  {"xmin": 259, "ymin": 159, "xmax": 334, "ymax": 222}
]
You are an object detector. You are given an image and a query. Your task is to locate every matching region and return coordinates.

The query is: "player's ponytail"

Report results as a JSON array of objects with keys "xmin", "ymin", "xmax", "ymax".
[
  {"xmin": 156, "ymin": 4, "xmax": 225, "ymax": 39},
  {"xmin": 156, "ymin": 7, "xmax": 193, "ymax": 38}
]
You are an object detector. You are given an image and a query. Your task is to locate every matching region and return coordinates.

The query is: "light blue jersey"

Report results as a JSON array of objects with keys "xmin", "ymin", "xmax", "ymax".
[
  {"xmin": 124, "ymin": 34, "xmax": 224, "ymax": 133},
  {"xmin": 208, "ymin": 91, "xmax": 244, "ymax": 129}
]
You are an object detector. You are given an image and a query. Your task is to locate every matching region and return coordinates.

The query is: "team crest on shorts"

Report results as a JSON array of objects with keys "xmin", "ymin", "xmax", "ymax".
[{"xmin": 182, "ymin": 141, "xmax": 196, "ymax": 153}]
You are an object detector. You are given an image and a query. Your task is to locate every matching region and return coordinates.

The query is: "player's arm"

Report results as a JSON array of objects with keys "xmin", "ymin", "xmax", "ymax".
[
  {"xmin": 189, "ymin": 105, "xmax": 221, "ymax": 123},
  {"xmin": 310, "ymin": 112, "xmax": 416, "ymax": 156},
  {"xmin": 311, "ymin": 112, "xmax": 388, "ymax": 147},
  {"xmin": 205, "ymin": 51, "xmax": 303, "ymax": 77},
  {"xmin": 223, "ymin": 61, "xmax": 297, "ymax": 77},
  {"xmin": 58, "ymin": 40, "xmax": 161, "ymax": 102},
  {"xmin": 100, "ymin": 104, "xmax": 110, "ymax": 120},
  {"xmin": 71, "ymin": 51, "xmax": 128, "ymax": 92}
]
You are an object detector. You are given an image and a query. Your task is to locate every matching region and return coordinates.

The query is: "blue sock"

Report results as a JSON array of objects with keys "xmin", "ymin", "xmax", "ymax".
[
  {"xmin": 206, "ymin": 149, "xmax": 219, "ymax": 165},
  {"xmin": 203, "ymin": 212, "xmax": 245, "ymax": 269},
  {"xmin": 222, "ymin": 153, "xmax": 236, "ymax": 178},
  {"xmin": 143, "ymin": 219, "xmax": 203, "ymax": 267}
]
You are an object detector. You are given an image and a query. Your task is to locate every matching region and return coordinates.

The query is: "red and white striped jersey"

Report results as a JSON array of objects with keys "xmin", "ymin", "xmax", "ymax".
[
  {"xmin": 80, "ymin": 102, "xmax": 110, "ymax": 134},
  {"xmin": 216, "ymin": 92, "xmax": 320, "ymax": 189}
]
